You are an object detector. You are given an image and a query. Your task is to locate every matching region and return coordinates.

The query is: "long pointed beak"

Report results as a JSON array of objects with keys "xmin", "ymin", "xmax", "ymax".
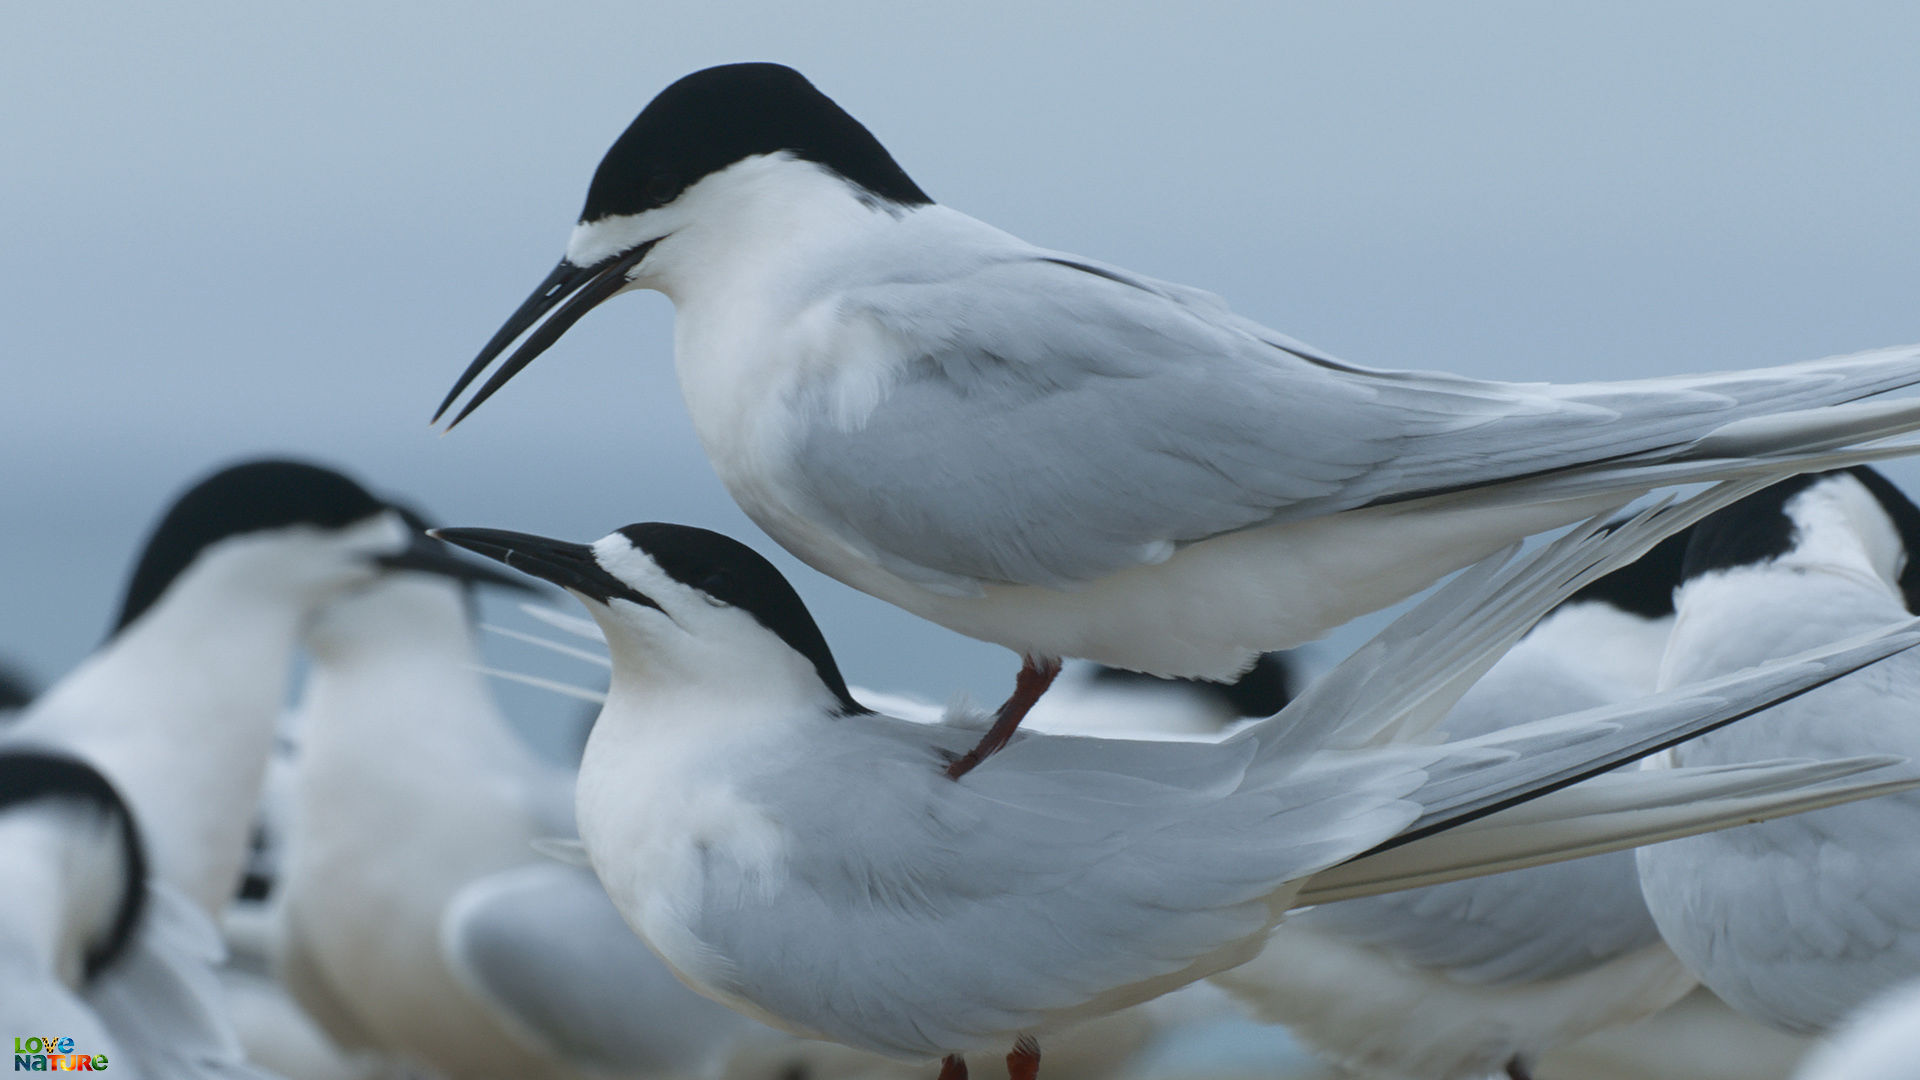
[
  {"xmin": 434, "ymin": 240, "xmax": 658, "ymax": 430},
  {"xmin": 428, "ymin": 527, "xmax": 662, "ymax": 612},
  {"xmin": 376, "ymin": 530, "xmax": 541, "ymax": 593}
]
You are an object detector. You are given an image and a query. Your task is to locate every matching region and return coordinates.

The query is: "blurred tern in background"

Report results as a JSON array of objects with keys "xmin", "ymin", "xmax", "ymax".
[
  {"xmin": 0, "ymin": 459, "xmax": 504, "ymax": 1075},
  {"xmin": 434, "ymin": 480, "xmax": 1920, "ymax": 1080},
  {"xmin": 1214, "ymin": 529, "xmax": 1696, "ymax": 1080},
  {"xmin": 1639, "ymin": 467, "xmax": 1920, "ymax": 1033},
  {"xmin": 437, "ymin": 61, "xmax": 1920, "ymax": 776},
  {"xmin": 277, "ymin": 508, "xmax": 762, "ymax": 1080}
]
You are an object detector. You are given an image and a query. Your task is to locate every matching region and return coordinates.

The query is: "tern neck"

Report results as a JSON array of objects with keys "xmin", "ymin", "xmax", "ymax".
[
  {"xmin": 646, "ymin": 154, "xmax": 908, "ymax": 306},
  {"xmin": 20, "ymin": 569, "xmax": 312, "ymax": 916},
  {"xmin": 297, "ymin": 577, "xmax": 531, "ymax": 781}
]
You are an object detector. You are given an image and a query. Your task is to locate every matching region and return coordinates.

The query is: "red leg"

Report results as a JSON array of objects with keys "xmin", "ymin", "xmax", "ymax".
[
  {"xmin": 944, "ymin": 657, "xmax": 1062, "ymax": 780},
  {"xmin": 937, "ymin": 1054, "xmax": 968, "ymax": 1080},
  {"xmin": 1006, "ymin": 1035, "xmax": 1041, "ymax": 1080}
]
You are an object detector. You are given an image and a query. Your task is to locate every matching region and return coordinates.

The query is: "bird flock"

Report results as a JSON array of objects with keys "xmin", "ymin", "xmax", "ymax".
[{"xmin": 9, "ymin": 61, "xmax": 1920, "ymax": 1080}]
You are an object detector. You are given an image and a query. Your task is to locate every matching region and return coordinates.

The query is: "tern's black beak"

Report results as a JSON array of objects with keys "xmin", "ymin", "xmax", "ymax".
[
  {"xmin": 376, "ymin": 530, "xmax": 541, "ymax": 593},
  {"xmin": 429, "ymin": 527, "xmax": 662, "ymax": 612},
  {"xmin": 434, "ymin": 241, "xmax": 659, "ymax": 430}
]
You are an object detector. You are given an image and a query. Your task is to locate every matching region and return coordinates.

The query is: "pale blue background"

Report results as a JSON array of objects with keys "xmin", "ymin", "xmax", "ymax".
[{"xmin": 6, "ymin": 2, "xmax": 1919, "ymax": 710}]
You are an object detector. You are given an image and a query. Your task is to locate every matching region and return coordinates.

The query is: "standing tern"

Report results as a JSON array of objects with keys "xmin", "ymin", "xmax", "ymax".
[
  {"xmin": 0, "ymin": 459, "xmax": 511, "ymax": 1072},
  {"xmin": 436, "ymin": 61, "xmax": 1920, "ymax": 775},
  {"xmin": 278, "ymin": 529, "xmax": 761, "ymax": 1080},
  {"xmin": 1638, "ymin": 467, "xmax": 1920, "ymax": 1032},
  {"xmin": 5, "ymin": 459, "xmax": 509, "ymax": 917},
  {"xmin": 1213, "ymin": 529, "xmax": 1695, "ymax": 1080},
  {"xmin": 431, "ymin": 482, "xmax": 1920, "ymax": 1079}
]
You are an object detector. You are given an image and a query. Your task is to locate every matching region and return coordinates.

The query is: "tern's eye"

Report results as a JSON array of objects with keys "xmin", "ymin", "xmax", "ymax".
[{"xmin": 691, "ymin": 572, "xmax": 732, "ymax": 606}]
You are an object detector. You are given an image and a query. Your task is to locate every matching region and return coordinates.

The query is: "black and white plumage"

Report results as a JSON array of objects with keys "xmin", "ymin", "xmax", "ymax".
[
  {"xmin": 438, "ymin": 62, "xmax": 1920, "ymax": 692},
  {"xmin": 432, "ymin": 481, "xmax": 1920, "ymax": 1073},
  {"xmin": 0, "ymin": 748, "xmax": 267, "ymax": 1078},
  {"xmin": 0, "ymin": 459, "xmax": 520, "ymax": 1075},
  {"xmin": 1638, "ymin": 467, "xmax": 1920, "ymax": 1033}
]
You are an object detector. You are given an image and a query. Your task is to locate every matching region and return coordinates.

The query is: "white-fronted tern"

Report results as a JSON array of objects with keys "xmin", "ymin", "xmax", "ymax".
[
  {"xmin": 0, "ymin": 459, "xmax": 516, "ymax": 1074},
  {"xmin": 435, "ymin": 62, "xmax": 1920, "ymax": 775},
  {"xmin": 431, "ymin": 481, "xmax": 1920, "ymax": 1079}
]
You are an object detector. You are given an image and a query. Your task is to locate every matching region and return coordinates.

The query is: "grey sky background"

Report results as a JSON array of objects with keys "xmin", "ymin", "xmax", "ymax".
[{"xmin": 5, "ymin": 2, "xmax": 1919, "ymax": 712}]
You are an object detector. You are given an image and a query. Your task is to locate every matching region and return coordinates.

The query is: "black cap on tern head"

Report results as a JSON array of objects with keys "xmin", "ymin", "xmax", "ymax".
[
  {"xmin": 111, "ymin": 459, "xmax": 387, "ymax": 637},
  {"xmin": 1681, "ymin": 467, "xmax": 1920, "ymax": 612},
  {"xmin": 433, "ymin": 64, "xmax": 930, "ymax": 430},
  {"xmin": 613, "ymin": 522, "xmax": 866, "ymax": 714},
  {"xmin": 434, "ymin": 521, "xmax": 866, "ymax": 716},
  {"xmin": 582, "ymin": 63, "xmax": 931, "ymax": 223}
]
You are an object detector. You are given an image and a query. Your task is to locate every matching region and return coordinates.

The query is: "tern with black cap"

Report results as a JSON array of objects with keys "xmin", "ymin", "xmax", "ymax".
[
  {"xmin": 437, "ymin": 61, "xmax": 1920, "ymax": 777},
  {"xmin": 432, "ymin": 479, "xmax": 1920, "ymax": 1079},
  {"xmin": 0, "ymin": 459, "xmax": 522, "ymax": 1071}
]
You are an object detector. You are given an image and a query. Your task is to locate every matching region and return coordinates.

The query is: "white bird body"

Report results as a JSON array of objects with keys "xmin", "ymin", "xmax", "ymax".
[
  {"xmin": 0, "ymin": 460, "xmax": 537, "ymax": 1075},
  {"xmin": 0, "ymin": 798, "xmax": 130, "ymax": 1040},
  {"xmin": 281, "ymin": 576, "xmax": 565, "ymax": 1077},
  {"xmin": 444, "ymin": 62, "xmax": 1920, "ymax": 680},
  {"xmin": 1639, "ymin": 470, "xmax": 1920, "ymax": 1033},
  {"xmin": 9, "ymin": 518, "xmax": 401, "ymax": 918},
  {"xmin": 437, "ymin": 482, "xmax": 1920, "ymax": 1068},
  {"xmin": 281, "ymin": 572, "xmax": 759, "ymax": 1080}
]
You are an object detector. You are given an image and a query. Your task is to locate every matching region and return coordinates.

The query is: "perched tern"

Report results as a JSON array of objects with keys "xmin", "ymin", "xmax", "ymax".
[
  {"xmin": 277, "ymin": 543, "xmax": 760, "ymax": 1080},
  {"xmin": 433, "ymin": 482, "xmax": 1920, "ymax": 1079},
  {"xmin": 437, "ymin": 61, "xmax": 1920, "ymax": 774},
  {"xmin": 1214, "ymin": 529, "xmax": 1695, "ymax": 1080},
  {"xmin": 0, "ymin": 460, "xmax": 508, "ymax": 1072},
  {"xmin": 1638, "ymin": 467, "xmax": 1920, "ymax": 1032}
]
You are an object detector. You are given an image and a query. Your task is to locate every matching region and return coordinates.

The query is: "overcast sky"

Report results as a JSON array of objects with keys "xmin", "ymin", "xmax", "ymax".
[{"xmin": 5, "ymin": 2, "xmax": 1919, "ymax": 709}]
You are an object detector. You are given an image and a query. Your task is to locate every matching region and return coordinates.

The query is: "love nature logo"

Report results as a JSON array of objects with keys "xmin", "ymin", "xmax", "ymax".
[{"xmin": 12, "ymin": 1037, "xmax": 107, "ymax": 1072}]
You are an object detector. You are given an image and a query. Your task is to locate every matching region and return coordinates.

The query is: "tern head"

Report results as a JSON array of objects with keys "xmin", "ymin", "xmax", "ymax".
[
  {"xmin": 435, "ymin": 62, "xmax": 928, "ymax": 429},
  {"xmin": 110, "ymin": 459, "xmax": 516, "ymax": 640},
  {"xmin": 433, "ymin": 522, "xmax": 867, "ymax": 715},
  {"xmin": 1681, "ymin": 467, "xmax": 1920, "ymax": 610}
]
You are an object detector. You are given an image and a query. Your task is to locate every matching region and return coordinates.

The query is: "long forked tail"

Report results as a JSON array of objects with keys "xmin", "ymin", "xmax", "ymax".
[
  {"xmin": 1297, "ymin": 754, "xmax": 1918, "ymax": 905},
  {"xmin": 1360, "ymin": 342, "xmax": 1920, "ymax": 513}
]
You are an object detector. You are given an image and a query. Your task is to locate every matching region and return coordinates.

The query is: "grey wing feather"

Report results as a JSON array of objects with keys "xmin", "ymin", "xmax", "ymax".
[
  {"xmin": 679, "ymin": 718, "xmax": 1428, "ymax": 1058},
  {"xmin": 1294, "ymin": 632, "xmax": 1663, "ymax": 984},
  {"xmin": 1297, "ymin": 850, "xmax": 1661, "ymax": 984},
  {"xmin": 86, "ymin": 882, "xmax": 278, "ymax": 1079},
  {"xmin": 796, "ymin": 244, "xmax": 1920, "ymax": 586},
  {"xmin": 440, "ymin": 862, "xmax": 755, "ymax": 1075}
]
